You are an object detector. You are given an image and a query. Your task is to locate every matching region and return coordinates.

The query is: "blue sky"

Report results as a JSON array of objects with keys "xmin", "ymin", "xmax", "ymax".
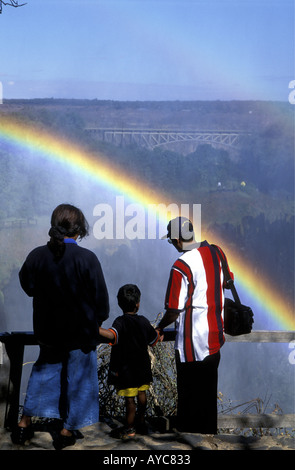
[{"xmin": 0, "ymin": 0, "xmax": 294, "ymax": 101}]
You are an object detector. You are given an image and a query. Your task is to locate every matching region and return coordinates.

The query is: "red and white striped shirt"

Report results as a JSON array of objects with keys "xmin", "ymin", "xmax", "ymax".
[{"xmin": 165, "ymin": 241, "xmax": 233, "ymax": 362}]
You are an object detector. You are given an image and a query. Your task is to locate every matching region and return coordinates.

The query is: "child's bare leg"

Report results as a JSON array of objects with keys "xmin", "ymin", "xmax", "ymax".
[
  {"xmin": 125, "ymin": 396, "xmax": 136, "ymax": 429},
  {"xmin": 137, "ymin": 390, "xmax": 147, "ymax": 424}
]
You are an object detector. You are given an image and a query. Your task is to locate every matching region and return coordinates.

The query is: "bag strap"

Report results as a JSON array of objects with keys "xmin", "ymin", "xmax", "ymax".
[{"xmin": 211, "ymin": 244, "xmax": 241, "ymax": 305}]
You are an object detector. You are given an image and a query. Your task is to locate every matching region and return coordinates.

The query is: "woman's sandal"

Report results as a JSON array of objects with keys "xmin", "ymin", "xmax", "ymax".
[
  {"xmin": 11, "ymin": 425, "xmax": 34, "ymax": 445},
  {"xmin": 52, "ymin": 433, "xmax": 76, "ymax": 450}
]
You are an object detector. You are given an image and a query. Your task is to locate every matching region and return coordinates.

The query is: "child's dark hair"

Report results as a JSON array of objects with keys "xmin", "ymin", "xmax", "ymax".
[{"xmin": 117, "ymin": 284, "xmax": 141, "ymax": 313}]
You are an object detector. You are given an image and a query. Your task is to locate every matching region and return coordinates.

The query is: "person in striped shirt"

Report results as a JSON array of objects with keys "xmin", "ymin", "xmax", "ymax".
[{"xmin": 156, "ymin": 217, "xmax": 233, "ymax": 434}]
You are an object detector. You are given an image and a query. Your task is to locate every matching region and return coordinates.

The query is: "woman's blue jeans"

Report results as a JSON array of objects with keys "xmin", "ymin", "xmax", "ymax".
[{"xmin": 23, "ymin": 347, "xmax": 99, "ymax": 430}]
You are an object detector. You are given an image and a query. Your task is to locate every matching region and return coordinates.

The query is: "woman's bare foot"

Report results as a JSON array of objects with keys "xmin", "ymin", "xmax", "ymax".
[
  {"xmin": 17, "ymin": 415, "xmax": 31, "ymax": 428},
  {"xmin": 60, "ymin": 428, "xmax": 73, "ymax": 437}
]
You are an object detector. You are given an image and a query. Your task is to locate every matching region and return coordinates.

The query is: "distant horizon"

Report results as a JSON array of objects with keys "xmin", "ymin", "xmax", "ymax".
[{"xmin": 1, "ymin": 97, "xmax": 291, "ymax": 103}]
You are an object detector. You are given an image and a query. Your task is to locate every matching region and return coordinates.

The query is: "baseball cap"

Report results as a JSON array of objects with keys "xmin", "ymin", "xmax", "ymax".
[{"xmin": 161, "ymin": 216, "xmax": 194, "ymax": 241}]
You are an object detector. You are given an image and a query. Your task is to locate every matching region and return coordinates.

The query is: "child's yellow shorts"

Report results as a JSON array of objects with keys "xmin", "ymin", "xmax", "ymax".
[{"xmin": 117, "ymin": 384, "xmax": 150, "ymax": 397}]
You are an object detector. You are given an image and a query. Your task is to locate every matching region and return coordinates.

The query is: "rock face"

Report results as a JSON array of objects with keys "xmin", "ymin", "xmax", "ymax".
[{"xmin": 0, "ymin": 419, "xmax": 294, "ymax": 452}]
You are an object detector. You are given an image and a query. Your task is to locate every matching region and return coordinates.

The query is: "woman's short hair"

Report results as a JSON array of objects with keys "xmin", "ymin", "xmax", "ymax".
[
  {"xmin": 48, "ymin": 204, "xmax": 89, "ymax": 260},
  {"xmin": 49, "ymin": 203, "xmax": 89, "ymax": 240}
]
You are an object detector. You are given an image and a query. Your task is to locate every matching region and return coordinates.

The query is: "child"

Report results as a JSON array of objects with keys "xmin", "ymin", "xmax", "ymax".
[{"xmin": 99, "ymin": 284, "xmax": 161, "ymax": 439}]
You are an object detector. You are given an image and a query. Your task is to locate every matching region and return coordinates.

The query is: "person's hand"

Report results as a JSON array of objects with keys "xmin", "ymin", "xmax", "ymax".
[{"xmin": 156, "ymin": 327, "xmax": 164, "ymax": 342}]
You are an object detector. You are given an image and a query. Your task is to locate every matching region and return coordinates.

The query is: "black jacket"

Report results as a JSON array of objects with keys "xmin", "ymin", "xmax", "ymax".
[{"xmin": 19, "ymin": 242, "xmax": 109, "ymax": 351}]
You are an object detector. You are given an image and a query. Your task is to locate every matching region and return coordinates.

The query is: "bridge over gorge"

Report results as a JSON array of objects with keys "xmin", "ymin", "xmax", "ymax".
[{"xmin": 84, "ymin": 128, "xmax": 249, "ymax": 151}]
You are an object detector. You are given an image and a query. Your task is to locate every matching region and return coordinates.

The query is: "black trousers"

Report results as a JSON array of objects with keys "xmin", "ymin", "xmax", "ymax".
[{"xmin": 175, "ymin": 350, "xmax": 220, "ymax": 434}]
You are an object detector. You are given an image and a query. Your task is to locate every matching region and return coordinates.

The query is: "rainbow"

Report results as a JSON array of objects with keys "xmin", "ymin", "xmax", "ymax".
[{"xmin": 0, "ymin": 116, "xmax": 294, "ymax": 330}]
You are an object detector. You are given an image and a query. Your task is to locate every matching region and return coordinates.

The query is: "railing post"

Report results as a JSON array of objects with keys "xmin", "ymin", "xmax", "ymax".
[
  {"xmin": 0, "ymin": 332, "xmax": 36, "ymax": 429},
  {"xmin": 3, "ymin": 336, "xmax": 25, "ymax": 429}
]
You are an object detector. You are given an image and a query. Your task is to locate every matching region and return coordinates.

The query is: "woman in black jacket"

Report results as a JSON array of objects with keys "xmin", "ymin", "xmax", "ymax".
[{"xmin": 11, "ymin": 204, "xmax": 109, "ymax": 450}]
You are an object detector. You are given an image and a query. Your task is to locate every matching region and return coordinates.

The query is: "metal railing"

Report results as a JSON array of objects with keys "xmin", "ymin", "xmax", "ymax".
[{"xmin": 0, "ymin": 330, "xmax": 294, "ymax": 430}]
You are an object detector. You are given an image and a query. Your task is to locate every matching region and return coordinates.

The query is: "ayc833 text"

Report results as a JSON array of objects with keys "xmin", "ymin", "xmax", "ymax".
[{"xmin": 145, "ymin": 454, "xmax": 190, "ymax": 465}]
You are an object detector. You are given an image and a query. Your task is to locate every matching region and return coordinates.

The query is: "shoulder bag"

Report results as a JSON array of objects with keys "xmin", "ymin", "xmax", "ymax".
[{"xmin": 212, "ymin": 245, "xmax": 254, "ymax": 336}]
